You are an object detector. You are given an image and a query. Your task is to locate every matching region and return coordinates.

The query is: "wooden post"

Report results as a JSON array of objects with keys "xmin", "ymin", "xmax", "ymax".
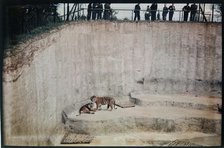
[
  {"xmin": 198, "ymin": 3, "xmax": 200, "ymax": 22},
  {"xmin": 199, "ymin": 4, "xmax": 207, "ymax": 22},
  {"xmin": 72, "ymin": 4, "xmax": 77, "ymax": 20},
  {"xmin": 66, "ymin": 3, "xmax": 69, "ymax": 21},
  {"xmin": 132, "ymin": 10, "xmax": 133, "ymax": 20},
  {"xmin": 64, "ymin": 3, "xmax": 65, "ymax": 21},
  {"xmin": 78, "ymin": 3, "xmax": 80, "ymax": 19},
  {"xmin": 211, "ymin": 4, "xmax": 214, "ymax": 22},
  {"xmin": 53, "ymin": 5, "xmax": 56, "ymax": 23}
]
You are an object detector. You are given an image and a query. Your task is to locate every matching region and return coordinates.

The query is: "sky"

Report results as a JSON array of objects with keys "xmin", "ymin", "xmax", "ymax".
[{"xmin": 57, "ymin": 3, "xmax": 221, "ymax": 22}]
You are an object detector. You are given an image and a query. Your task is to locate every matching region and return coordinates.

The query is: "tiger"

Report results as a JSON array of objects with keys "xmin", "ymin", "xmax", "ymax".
[
  {"xmin": 90, "ymin": 95, "xmax": 117, "ymax": 111},
  {"xmin": 76, "ymin": 102, "xmax": 95, "ymax": 116}
]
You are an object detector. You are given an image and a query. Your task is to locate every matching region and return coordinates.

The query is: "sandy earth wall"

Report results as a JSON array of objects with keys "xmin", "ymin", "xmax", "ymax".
[{"xmin": 3, "ymin": 21, "xmax": 222, "ymax": 145}]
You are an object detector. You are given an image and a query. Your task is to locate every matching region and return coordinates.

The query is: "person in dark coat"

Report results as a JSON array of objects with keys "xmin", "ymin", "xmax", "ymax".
[
  {"xmin": 150, "ymin": 3, "xmax": 157, "ymax": 21},
  {"xmin": 168, "ymin": 3, "xmax": 175, "ymax": 21},
  {"xmin": 182, "ymin": 3, "xmax": 191, "ymax": 21},
  {"xmin": 103, "ymin": 3, "xmax": 112, "ymax": 20},
  {"xmin": 145, "ymin": 5, "xmax": 151, "ymax": 21},
  {"xmin": 87, "ymin": 3, "xmax": 92, "ymax": 20},
  {"xmin": 190, "ymin": 3, "xmax": 197, "ymax": 21},
  {"xmin": 97, "ymin": 3, "xmax": 103, "ymax": 19},
  {"xmin": 162, "ymin": 4, "xmax": 168, "ymax": 21},
  {"xmin": 92, "ymin": 3, "xmax": 97, "ymax": 20},
  {"xmin": 134, "ymin": 3, "xmax": 141, "ymax": 21}
]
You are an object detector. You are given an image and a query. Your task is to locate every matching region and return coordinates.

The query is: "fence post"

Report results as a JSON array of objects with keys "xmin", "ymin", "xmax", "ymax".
[
  {"xmin": 66, "ymin": 3, "xmax": 69, "ymax": 21},
  {"xmin": 64, "ymin": 3, "xmax": 65, "ymax": 21},
  {"xmin": 198, "ymin": 3, "xmax": 200, "ymax": 22},
  {"xmin": 132, "ymin": 10, "xmax": 133, "ymax": 20},
  {"xmin": 179, "ymin": 11, "xmax": 181, "ymax": 21},
  {"xmin": 212, "ymin": 4, "xmax": 214, "ymax": 22}
]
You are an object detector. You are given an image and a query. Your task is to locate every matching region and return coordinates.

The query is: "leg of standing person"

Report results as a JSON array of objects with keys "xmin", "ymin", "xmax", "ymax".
[
  {"xmin": 190, "ymin": 12, "xmax": 193, "ymax": 21},
  {"xmin": 138, "ymin": 12, "xmax": 140, "ymax": 20},
  {"xmin": 152, "ymin": 12, "xmax": 154, "ymax": 21},
  {"xmin": 163, "ymin": 13, "xmax": 166, "ymax": 21},
  {"xmin": 169, "ymin": 12, "xmax": 172, "ymax": 21},
  {"xmin": 99, "ymin": 12, "xmax": 101, "ymax": 19},
  {"xmin": 192, "ymin": 12, "xmax": 196, "ymax": 21},
  {"xmin": 87, "ymin": 11, "xmax": 91, "ymax": 20},
  {"xmin": 184, "ymin": 13, "xmax": 188, "ymax": 21},
  {"xmin": 151, "ymin": 12, "xmax": 154, "ymax": 21},
  {"xmin": 154, "ymin": 12, "xmax": 156, "ymax": 20}
]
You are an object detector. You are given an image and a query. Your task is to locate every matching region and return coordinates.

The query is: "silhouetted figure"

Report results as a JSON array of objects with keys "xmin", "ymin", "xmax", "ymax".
[
  {"xmin": 150, "ymin": 3, "xmax": 157, "ymax": 21},
  {"xmin": 97, "ymin": 3, "xmax": 103, "ymax": 19},
  {"xmin": 145, "ymin": 5, "xmax": 151, "ymax": 21},
  {"xmin": 92, "ymin": 3, "xmax": 97, "ymax": 20},
  {"xmin": 190, "ymin": 3, "xmax": 197, "ymax": 21},
  {"xmin": 134, "ymin": 3, "xmax": 141, "ymax": 21},
  {"xmin": 182, "ymin": 3, "xmax": 191, "ymax": 21},
  {"xmin": 103, "ymin": 3, "xmax": 112, "ymax": 20},
  {"xmin": 157, "ymin": 12, "xmax": 160, "ymax": 20},
  {"xmin": 168, "ymin": 4, "xmax": 175, "ymax": 21},
  {"xmin": 162, "ymin": 4, "xmax": 168, "ymax": 21},
  {"xmin": 217, "ymin": 104, "xmax": 222, "ymax": 113},
  {"xmin": 87, "ymin": 3, "xmax": 92, "ymax": 20}
]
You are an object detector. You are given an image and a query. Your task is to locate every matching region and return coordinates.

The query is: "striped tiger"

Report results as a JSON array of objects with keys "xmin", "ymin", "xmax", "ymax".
[
  {"xmin": 90, "ymin": 96, "xmax": 117, "ymax": 111},
  {"xmin": 76, "ymin": 102, "xmax": 95, "ymax": 116}
]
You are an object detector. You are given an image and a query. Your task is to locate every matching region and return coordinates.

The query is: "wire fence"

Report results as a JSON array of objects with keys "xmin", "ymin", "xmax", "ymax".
[
  {"xmin": 58, "ymin": 7, "xmax": 222, "ymax": 22},
  {"xmin": 5, "ymin": 4, "xmax": 221, "ymax": 47}
]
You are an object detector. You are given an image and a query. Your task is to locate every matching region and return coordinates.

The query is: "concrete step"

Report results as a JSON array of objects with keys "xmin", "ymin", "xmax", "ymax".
[
  {"xmin": 65, "ymin": 105, "xmax": 221, "ymax": 135},
  {"xmin": 130, "ymin": 93, "xmax": 221, "ymax": 111},
  {"xmin": 52, "ymin": 132, "xmax": 220, "ymax": 146}
]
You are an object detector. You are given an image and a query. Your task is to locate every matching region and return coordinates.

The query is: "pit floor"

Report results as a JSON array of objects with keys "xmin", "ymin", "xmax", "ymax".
[{"xmin": 57, "ymin": 94, "xmax": 221, "ymax": 146}]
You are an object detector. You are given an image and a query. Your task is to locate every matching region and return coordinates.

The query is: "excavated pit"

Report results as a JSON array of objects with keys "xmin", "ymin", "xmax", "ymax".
[{"xmin": 3, "ymin": 21, "xmax": 222, "ymax": 146}]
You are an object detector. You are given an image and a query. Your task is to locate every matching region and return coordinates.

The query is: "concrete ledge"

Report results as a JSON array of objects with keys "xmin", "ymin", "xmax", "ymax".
[
  {"xmin": 63, "ymin": 105, "xmax": 220, "ymax": 135},
  {"xmin": 130, "ymin": 93, "xmax": 221, "ymax": 111},
  {"xmin": 62, "ymin": 94, "xmax": 221, "ymax": 136}
]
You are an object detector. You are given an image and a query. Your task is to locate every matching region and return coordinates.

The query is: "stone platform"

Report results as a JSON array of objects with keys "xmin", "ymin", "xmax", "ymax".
[{"xmin": 60, "ymin": 94, "xmax": 221, "ymax": 146}]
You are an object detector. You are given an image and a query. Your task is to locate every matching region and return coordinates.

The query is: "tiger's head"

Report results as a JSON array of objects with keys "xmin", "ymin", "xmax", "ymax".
[{"xmin": 90, "ymin": 95, "xmax": 96, "ymax": 102}]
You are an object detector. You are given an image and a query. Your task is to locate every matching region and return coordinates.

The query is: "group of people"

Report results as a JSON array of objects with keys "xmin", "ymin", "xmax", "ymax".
[
  {"xmin": 182, "ymin": 3, "xmax": 198, "ymax": 21},
  {"xmin": 134, "ymin": 3, "xmax": 198, "ymax": 22},
  {"xmin": 144, "ymin": 3, "xmax": 160, "ymax": 21},
  {"xmin": 87, "ymin": 3, "xmax": 112, "ymax": 20}
]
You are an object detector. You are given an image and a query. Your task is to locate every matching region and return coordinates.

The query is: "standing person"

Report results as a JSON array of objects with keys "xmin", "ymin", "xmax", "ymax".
[
  {"xmin": 95, "ymin": 3, "xmax": 99, "ymax": 19},
  {"xmin": 87, "ymin": 3, "xmax": 92, "ymax": 20},
  {"xmin": 97, "ymin": 3, "xmax": 103, "ymax": 19},
  {"xmin": 108, "ymin": 3, "xmax": 112, "ymax": 20},
  {"xmin": 103, "ymin": 3, "xmax": 107, "ymax": 20},
  {"xmin": 92, "ymin": 3, "xmax": 97, "ymax": 20},
  {"xmin": 182, "ymin": 3, "xmax": 191, "ymax": 21},
  {"xmin": 190, "ymin": 3, "xmax": 197, "ymax": 21},
  {"xmin": 134, "ymin": 3, "xmax": 141, "ymax": 21},
  {"xmin": 162, "ymin": 4, "xmax": 168, "ymax": 21},
  {"xmin": 168, "ymin": 3, "xmax": 175, "ymax": 21},
  {"xmin": 104, "ymin": 3, "xmax": 111, "ymax": 20},
  {"xmin": 145, "ymin": 5, "xmax": 151, "ymax": 21},
  {"xmin": 150, "ymin": 3, "xmax": 158, "ymax": 21}
]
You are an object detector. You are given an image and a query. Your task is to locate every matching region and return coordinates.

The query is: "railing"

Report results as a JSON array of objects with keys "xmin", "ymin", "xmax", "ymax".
[{"xmin": 60, "ymin": 7, "xmax": 222, "ymax": 23}]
